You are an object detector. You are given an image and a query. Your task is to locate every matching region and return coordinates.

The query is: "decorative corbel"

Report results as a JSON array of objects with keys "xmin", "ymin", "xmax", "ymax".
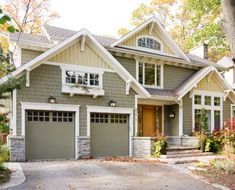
[
  {"xmin": 224, "ymin": 89, "xmax": 231, "ymax": 101},
  {"xmin": 81, "ymin": 34, "xmax": 87, "ymax": 52},
  {"xmin": 126, "ymin": 79, "xmax": 132, "ymax": 95},
  {"xmin": 26, "ymin": 69, "xmax": 30, "ymax": 87}
]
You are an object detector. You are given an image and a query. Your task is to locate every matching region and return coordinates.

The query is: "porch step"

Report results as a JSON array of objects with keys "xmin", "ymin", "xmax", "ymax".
[
  {"xmin": 166, "ymin": 149, "xmax": 202, "ymax": 155},
  {"xmin": 165, "ymin": 152, "xmax": 214, "ymax": 159},
  {"xmin": 166, "ymin": 146, "xmax": 198, "ymax": 152}
]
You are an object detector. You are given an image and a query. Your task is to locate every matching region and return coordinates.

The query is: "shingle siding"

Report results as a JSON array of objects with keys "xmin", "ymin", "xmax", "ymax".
[
  {"xmin": 21, "ymin": 49, "xmax": 44, "ymax": 65},
  {"xmin": 223, "ymin": 98, "xmax": 232, "ymax": 123},
  {"xmin": 183, "ymin": 93, "xmax": 192, "ymax": 135},
  {"xmin": 16, "ymin": 64, "xmax": 135, "ymax": 136},
  {"xmin": 164, "ymin": 104, "xmax": 179, "ymax": 136},
  {"xmin": 115, "ymin": 57, "xmax": 136, "ymax": 77},
  {"xmin": 164, "ymin": 65, "xmax": 196, "ymax": 90}
]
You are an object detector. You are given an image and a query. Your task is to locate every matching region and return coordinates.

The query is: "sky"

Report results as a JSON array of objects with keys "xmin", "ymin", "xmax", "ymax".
[{"xmin": 50, "ymin": 0, "xmax": 151, "ymax": 37}]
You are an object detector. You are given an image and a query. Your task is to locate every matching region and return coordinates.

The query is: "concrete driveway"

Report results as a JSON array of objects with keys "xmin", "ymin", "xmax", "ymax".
[{"xmin": 8, "ymin": 160, "xmax": 218, "ymax": 190}]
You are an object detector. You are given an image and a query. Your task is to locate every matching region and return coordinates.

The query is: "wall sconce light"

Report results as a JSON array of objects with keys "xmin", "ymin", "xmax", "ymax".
[
  {"xmin": 109, "ymin": 100, "xmax": 116, "ymax": 107},
  {"xmin": 48, "ymin": 96, "xmax": 56, "ymax": 104},
  {"xmin": 169, "ymin": 112, "xmax": 176, "ymax": 119}
]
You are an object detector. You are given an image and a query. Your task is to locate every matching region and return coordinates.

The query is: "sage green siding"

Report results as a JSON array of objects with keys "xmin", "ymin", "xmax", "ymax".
[
  {"xmin": 16, "ymin": 64, "xmax": 135, "ymax": 136},
  {"xmin": 164, "ymin": 104, "xmax": 179, "ymax": 136},
  {"xmin": 183, "ymin": 93, "xmax": 192, "ymax": 135},
  {"xmin": 21, "ymin": 49, "xmax": 43, "ymax": 65},
  {"xmin": 223, "ymin": 98, "xmax": 232, "ymax": 122},
  {"xmin": 115, "ymin": 57, "xmax": 136, "ymax": 77},
  {"xmin": 164, "ymin": 65, "xmax": 196, "ymax": 90}
]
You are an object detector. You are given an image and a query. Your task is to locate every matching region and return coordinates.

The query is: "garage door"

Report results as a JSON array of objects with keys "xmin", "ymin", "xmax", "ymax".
[
  {"xmin": 90, "ymin": 113, "xmax": 129, "ymax": 157},
  {"xmin": 25, "ymin": 110, "xmax": 75, "ymax": 160}
]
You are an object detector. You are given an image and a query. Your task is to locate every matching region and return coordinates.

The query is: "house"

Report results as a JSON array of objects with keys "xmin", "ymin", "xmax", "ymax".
[{"xmin": 2, "ymin": 17, "xmax": 235, "ymax": 161}]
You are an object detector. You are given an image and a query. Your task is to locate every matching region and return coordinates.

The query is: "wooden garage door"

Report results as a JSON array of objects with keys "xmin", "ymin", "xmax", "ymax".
[
  {"xmin": 90, "ymin": 113, "xmax": 129, "ymax": 157},
  {"xmin": 25, "ymin": 110, "xmax": 75, "ymax": 160}
]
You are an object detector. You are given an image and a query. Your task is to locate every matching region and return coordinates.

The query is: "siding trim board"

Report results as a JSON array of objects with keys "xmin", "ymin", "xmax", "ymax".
[
  {"xmin": 86, "ymin": 105, "xmax": 134, "ymax": 156},
  {"xmin": 20, "ymin": 102, "xmax": 80, "ymax": 159}
]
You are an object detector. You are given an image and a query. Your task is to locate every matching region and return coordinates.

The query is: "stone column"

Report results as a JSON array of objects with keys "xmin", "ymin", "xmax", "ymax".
[
  {"xmin": 77, "ymin": 136, "xmax": 90, "ymax": 158},
  {"xmin": 7, "ymin": 135, "xmax": 25, "ymax": 162}
]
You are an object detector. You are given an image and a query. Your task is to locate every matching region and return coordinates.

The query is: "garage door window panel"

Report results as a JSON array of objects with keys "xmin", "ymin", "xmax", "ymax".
[
  {"xmin": 91, "ymin": 113, "xmax": 108, "ymax": 123},
  {"xmin": 111, "ymin": 114, "xmax": 128, "ymax": 124},
  {"xmin": 27, "ymin": 111, "xmax": 49, "ymax": 122},
  {"xmin": 52, "ymin": 112, "xmax": 73, "ymax": 122}
]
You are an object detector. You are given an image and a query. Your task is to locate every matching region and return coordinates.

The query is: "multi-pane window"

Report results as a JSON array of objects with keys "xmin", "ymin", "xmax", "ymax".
[
  {"xmin": 110, "ymin": 114, "xmax": 128, "ymax": 124},
  {"xmin": 65, "ymin": 70, "xmax": 100, "ymax": 87},
  {"xmin": 204, "ymin": 96, "xmax": 211, "ymax": 105},
  {"xmin": 27, "ymin": 111, "xmax": 49, "ymax": 122},
  {"xmin": 137, "ymin": 37, "xmax": 161, "ymax": 51},
  {"xmin": 214, "ymin": 97, "xmax": 221, "ymax": 106},
  {"xmin": 214, "ymin": 110, "xmax": 221, "ymax": 130},
  {"xmin": 52, "ymin": 112, "xmax": 73, "ymax": 122},
  {"xmin": 90, "ymin": 113, "xmax": 108, "ymax": 123},
  {"xmin": 194, "ymin": 95, "xmax": 201, "ymax": 105},
  {"xmin": 138, "ymin": 62, "xmax": 162, "ymax": 87}
]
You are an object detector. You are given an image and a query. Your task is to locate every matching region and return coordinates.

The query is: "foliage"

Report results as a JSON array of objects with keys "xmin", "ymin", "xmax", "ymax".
[
  {"xmin": 0, "ymin": 114, "xmax": 9, "ymax": 133},
  {"xmin": 152, "ymin": 135, "xmax": 167, "ymax": 158},
  {"xmin": 0, "ymin": 145, "xmax": 9, "ymax": 169},
  {"xmin": 118, "ymin": 0, "xmax": 230, "ymax": 61},
  {"xmin": 213, "ymin": 159, "xmax": 234, "ymax": 174},
  {"xmin": 2, "ymin": 0, "xmax": 59, "ymax": 34}
]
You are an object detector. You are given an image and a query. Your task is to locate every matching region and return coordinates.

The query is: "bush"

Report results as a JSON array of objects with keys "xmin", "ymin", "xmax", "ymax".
[
  {"xmin": 0, "ymin": 145, "xmax": 9, "ymax": 170},
  {"xmin": 213, "ymin": 159, "xmax": 234, "ymax": 174},
  {"xmin": 152, "ymin": 135, "xmax": 167, "ymax": 158}
]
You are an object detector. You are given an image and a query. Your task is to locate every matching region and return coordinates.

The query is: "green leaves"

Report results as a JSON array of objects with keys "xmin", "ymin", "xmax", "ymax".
[{"xmin": 7, "ymin": 26, "xmax": 17, "ymax": 33}]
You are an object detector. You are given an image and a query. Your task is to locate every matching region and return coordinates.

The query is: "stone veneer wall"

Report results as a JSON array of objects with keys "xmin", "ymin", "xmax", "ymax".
[
  {"xmin": 132, "ymin": 137, "xmax": 157, "ymax": 158},
  {"xmin": 167, "ymin": 136, "xmax": 199, "ymax": 147},
  {"xmin": 7, "ymin": 136, "xmax": 25, "ymax": 161},
  {"xmin": 77, "ymin": 136, "xmax": 90, "ymax": 158}
]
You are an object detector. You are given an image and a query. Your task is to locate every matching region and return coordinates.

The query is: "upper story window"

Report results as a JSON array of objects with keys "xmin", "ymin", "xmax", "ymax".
[
  {"xmin": 137, "ymin": 36, "xmax": 162, "ymax": 52},
  {"xmin": 61, "ymin": 66, "xmax": 104, "ymax": 97},
  {"xmin": 65, "ymin": 71, "xmax": 99, "ymax": 87},
  {"xmin": 138, "ymin": 61, "xmax": 163, "ymax": 88}
]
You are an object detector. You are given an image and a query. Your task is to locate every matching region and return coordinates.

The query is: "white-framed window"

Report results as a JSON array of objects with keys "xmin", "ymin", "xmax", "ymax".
[
  {"xmin": 137, "ymin": 36, "xmax": 163, "ymax": 52},
  {"xmin": 61, "ymin": 65, "xmax": 104, "ymax": 96},
  {"xmin": 192, "ymin": 90, "xmax": 223, "ymax": 132},
  {"xmin": 137, "ymin": 61, "xmax": 163, "ymax": 88}
]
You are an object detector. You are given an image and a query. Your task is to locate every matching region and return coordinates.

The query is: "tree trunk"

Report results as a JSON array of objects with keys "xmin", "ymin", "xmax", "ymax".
[{"xmin": 221, "ymin": 0, "xmax": 235, "ymax": 57}]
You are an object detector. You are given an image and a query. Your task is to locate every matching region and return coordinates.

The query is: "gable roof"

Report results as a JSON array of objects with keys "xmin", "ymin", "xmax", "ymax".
[
  {"xmin": 110, "ymin": 16, "xmax": 191, "ymax": 62},
  {"xmin": 3, "ymin": 29, "xmax": 150, "ymax": 98}
]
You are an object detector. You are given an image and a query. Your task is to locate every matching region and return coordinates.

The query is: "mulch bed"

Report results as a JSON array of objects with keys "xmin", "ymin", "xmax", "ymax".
[
  {"xmin": 0, "ymin": 168, "xmax": 11, "ymax": 184},
  {"xmin": 193, "ymin": 166, "xmax": 235, "ymax": 190},
  {"xmin": 101, "ymin": 156, "xmax": 163, "ymax": 164}
]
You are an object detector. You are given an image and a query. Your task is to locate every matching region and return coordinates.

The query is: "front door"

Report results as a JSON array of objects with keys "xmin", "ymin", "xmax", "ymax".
[{"xmin": 143, "ymin": 106, "xmax": 156, "ymax": 136}]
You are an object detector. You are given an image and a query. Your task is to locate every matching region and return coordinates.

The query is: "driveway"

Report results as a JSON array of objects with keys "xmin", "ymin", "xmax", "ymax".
[{"xmin": 8, "ymin": 160, "xmax": 218, "ymax": 190}]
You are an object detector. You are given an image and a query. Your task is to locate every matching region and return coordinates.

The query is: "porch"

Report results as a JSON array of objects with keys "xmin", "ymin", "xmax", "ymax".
[{"xmin": 133, "ymin": 99, "xmax": 199, "ymax": 158}]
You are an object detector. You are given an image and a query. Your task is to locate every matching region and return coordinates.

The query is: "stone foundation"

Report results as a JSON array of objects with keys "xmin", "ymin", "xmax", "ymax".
[
  {"xmin": 77, "ymin": 136, "xmax": 90, "ymax": 158},
  {"xmin": 167, "ymin": 136, "xmax": 199, "ymax": 147},
  {"xmin": 7, "ymin": 135, "xmax": 25, "ymax": 162},
  {"xmin": 132, "ymin": 137, "xmax": 157, "ymax": 158}
]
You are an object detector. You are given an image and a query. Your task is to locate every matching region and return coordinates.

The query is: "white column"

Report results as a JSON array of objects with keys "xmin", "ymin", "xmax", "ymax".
[
  {"xmin": 179, "ymin": 104, "xmax": 183, "ymax": 136},
  {"xmin": 12, "ymin": 89, "xmax": 17, "ymax": 136}
]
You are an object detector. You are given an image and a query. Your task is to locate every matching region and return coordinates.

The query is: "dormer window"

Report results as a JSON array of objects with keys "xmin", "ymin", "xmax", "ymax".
[{"xmin": 137, "ymin": 36, "xmax": 162, "ymax": 52}]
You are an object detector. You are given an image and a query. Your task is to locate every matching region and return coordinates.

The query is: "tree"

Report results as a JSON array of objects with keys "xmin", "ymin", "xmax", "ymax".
[
  {"xmin": 221, "ymin": 0, "xmax": 235, "ymax": 57},
  {"xmin": 2, "ymin": 0, "xmax": 59, "ymax": 34}
]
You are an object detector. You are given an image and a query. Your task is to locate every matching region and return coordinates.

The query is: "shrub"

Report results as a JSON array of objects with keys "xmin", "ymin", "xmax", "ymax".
[
  {"xmin": 152, "ymin": 135, "xmax": 167, "ymax": 158},
  {"xmin": 213, "ymin": 159, "xmax": 234, "ymax": 174},
  {"xmin": 0, "ymin": 145, "xmax": 9, "ymax": 170}
]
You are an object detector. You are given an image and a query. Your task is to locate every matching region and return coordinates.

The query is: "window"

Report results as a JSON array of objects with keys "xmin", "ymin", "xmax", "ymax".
[
  {"xmin": 194, "ymin": 95, "xmax": 201, "ymax": 105},
  {"xmin": 137, "ymin": 37, "xmax": 162, "ymax": 51},
  {"xmin": 91, "ymin": 113, "xmax": 108, "ymax": 123},
  {"xmin": 52, "ymin": 112, "xmax": 73, "ymax": 122},
  {"xmin": 65, "ymin": 70, "xmax": 100, "ymax": 87},
  {"xmin": 138, "ymin": 62, "xmax": 162, "ymax": 88},
  {"xmin": 214, "ymin": 97, "xmax": 221, "ymax": 106},
  {"xmin": 27, "ymin": 111, "xmax": 49, "ymax": 122},
  {"xmin": 110, "ymin": 114, "xmax": 128, "ymax": 124},
  {"xmin": 214, "ymin": 110, "xmax": 221, "ymax": 130},
  {"xmin": 204, "ymin": 96, "xmax": 211, "ymax": 105}
]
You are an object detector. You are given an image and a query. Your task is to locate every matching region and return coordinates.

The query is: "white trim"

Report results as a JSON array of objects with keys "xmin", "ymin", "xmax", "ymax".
[
  {"xmin": 135, "ymin": 95, "xmax": 138, "ymax": 136},
  {"xmin": 111, "ymin": 16, "xmax": 190, "ymax": 62},
  {"xmin": 12, "ymin": 89, "xmax": 17, "ymax": 136},
  {"xmin": 136, "ymin": 35, "xmax": 163, "ymax": 53},
  {"xmin": 179, "ymin": 103, "xmax": 183, "ymax": 136},
  {"xmin": 45, "ymin": 61, "xmax": 115, "ymax": 73},
  {"xmin": 86, "ymin": 105, "xmax": 134, "ymax": 156},
  {"xmin": 162, "ymin": 105, "xmax": 164, "ymax": 136},
  {"xmin": 191, "ymin": 90, "xmax": 223, "ymax": 133},
  {"xmin": 20, "ymin": 102, "xmax": 80, "ymax": 159}
]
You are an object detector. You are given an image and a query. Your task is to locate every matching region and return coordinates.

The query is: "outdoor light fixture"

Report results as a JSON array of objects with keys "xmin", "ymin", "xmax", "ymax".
[
  {"xmin": 109, "ymin": 100, "xmax": 116, "ymax": 107},
  {"xmin": 169, "ymin": 112, "xmax": 175, "ymax": 119},
  {"xmin": 48, "ymin": 96, "xmax": 56, "ymax": 104}
]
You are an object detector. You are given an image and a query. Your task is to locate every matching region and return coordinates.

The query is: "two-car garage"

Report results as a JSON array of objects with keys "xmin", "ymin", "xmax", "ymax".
[{"xmin": 25, "ymin": 108, "xmax": 130, "ymax": 160}]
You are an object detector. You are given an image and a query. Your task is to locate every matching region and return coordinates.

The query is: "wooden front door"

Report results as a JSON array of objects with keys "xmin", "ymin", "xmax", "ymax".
[{"xmin": 143, "ymin": 106, "xmax": 156, "ymax": 136}]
